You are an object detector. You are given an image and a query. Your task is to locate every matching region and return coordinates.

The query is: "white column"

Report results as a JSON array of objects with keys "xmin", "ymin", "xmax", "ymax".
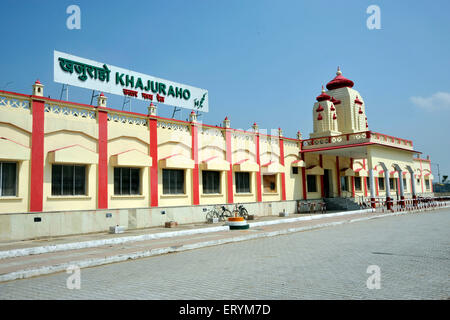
[
  {"xmin": 384, "ymin": 170, "xmax": 391, "ymax": 198},
  {"xmin": 398, "ymin": 170, "xmax": 405, "ymax": 198},
  {"xmin": 410, "ymin": 172, "xmax": 417, "ymax": 197},
  {"xmin": 369, "ymin": 169, "xmax": 376, "ymax": 198}
]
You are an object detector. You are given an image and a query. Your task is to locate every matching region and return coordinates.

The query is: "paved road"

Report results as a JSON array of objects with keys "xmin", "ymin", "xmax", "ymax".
[{"xmin": 0, "ymin": 209, "xmax": 449, "ymax": 299}]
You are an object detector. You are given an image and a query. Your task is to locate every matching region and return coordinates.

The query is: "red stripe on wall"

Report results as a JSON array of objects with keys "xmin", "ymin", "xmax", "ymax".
[
  {"xmin": 97, "ymin": 109, "xmax": 108, "ymax": 209},
  {"xmin": 279, "ymin": 138, "xmax": 286, "ymax": 201},
  {"xmin": 29, "ymin": 99, "xmax": 45, "ymax": 212},
  {"xmin": 149, "ymin": 118, "xmax": 158, "ymax": 207},
  {"xmin": 419, "ymin": 159, "xmax": 424, "ymax": 193},
  {"xmin": 225, "ymin": 129, "xmax": 233, "ymax": 204},
  {"xmin": 301, "ymin": 153, "xmax": 307, "ymax": 200},
  {"xmin": 336, "ymin": 156, "xmax": 341, "ymax": 197},
  {"xmin": 319, "ymin": 155, "xmax": 324, "ymax": 198},
  {"xmin": 375, "ymin": 177, "xmax": 379, "ymax": 196},
  {"xmin": 363, "ymin": 159, "xmax": 368, "ymax": 197},
  {"xmin": 255, "ymin": 133, "xmax": 262, "ymax": 202},
  {"xmin": 191, "ymin": 124, "xmax": 199, "ymax": 205},
  {"xmin": 350, "ymin": 158, "xmax": 355, "ymax": 198}
]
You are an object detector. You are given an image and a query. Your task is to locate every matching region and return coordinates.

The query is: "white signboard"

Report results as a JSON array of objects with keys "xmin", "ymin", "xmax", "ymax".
[{"xmin": 53, "ymin": 50, "xmax": 209, "ymax": 112}]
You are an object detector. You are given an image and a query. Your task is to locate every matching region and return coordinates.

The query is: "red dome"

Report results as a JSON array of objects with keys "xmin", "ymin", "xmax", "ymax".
[
  {"xmin": 316, "ymin": 104, "xmax": 324, "ymax": 112},
  {"xmin": 326, "ymin": 67, "xmax": 354, "ymax": 90},
  {"xmin": 330, "ymin": 96, "xmax": 341, "ymax": 105},
  {"xmin": 354, "ymin": 96, "xmax": 363, "ymax": 105},
  {"xmin": 316, "ymin": 85, "xmax": 330, "ymax": 102}
]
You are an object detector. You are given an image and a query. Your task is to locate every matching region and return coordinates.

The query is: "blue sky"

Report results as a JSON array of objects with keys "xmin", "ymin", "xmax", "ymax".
[{"xmin": 0, "ymin": 0, "xmax": 449, "ymax": 180}]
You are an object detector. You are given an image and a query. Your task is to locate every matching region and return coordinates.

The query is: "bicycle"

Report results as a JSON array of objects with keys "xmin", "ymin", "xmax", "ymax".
[
  {"xmin": 233, "ymin": 203, "xmax": 249, "ymax": 220},
  {"xmin": 205, "ymin": 207, "xmax": 219, "ymax": 222},
  {"xmin": 205, "ymin": 205, "xmax": 233, "ymax": 222},
  {"xmin": 214, "ymin": 205, "xmax": 233, "ymax": 221}
]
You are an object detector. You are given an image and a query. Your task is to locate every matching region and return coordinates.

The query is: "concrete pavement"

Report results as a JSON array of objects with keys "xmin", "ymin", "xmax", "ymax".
[
  {"xmin": 0, "ymin": 207, "xmax": 448, "ymax": 299},
  {"xmin": 0, "ymin": 205, "xmax": 448, "ymax": 284}
]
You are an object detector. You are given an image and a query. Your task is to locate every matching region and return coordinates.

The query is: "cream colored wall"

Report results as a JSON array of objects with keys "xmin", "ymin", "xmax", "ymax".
[
  {"xmin": 42, "ymin": 108, "xmax": 99, "ymax": 212},
  {"xmin": 261, "ymin": 173, "xmax": 281, "ymax": 201},
  {"xmin": 303, "ymin": 153, "xmax": 320, "ymax": 199},
  {"xmin": 198, "ymin": 127, "xmax": 228, "ymax": 205},
  {"xmin": 0, "ymin": 90, "xmax": 435, "ymax": 217},
  {"xmin": 368, "ymin": 146, "xmax": 414, "ymax": 172},
  {"xmin": 157, "ymin": 122, "xmax": 191, "ymax": 160},
  {"xmin": 322, "ymin": 155, "xmax": 339, "ymax": 197},
  {"xmin": 311, "ymin": 100, "xmax": 341, "ymax": 138},
  {"xmin": 41, "ymin": 108, "xmax": 97, "ymax": 221},
  {"xmin": 198, "ymin": 126, "xmax": 226, "ymax": 161},
  {"xmin": 352, "ymin": 159, "xmax": 365, "ymax": 195},
  {"xmin": 284, "ymin": 154, "xmax": 302, "ymax": 201},
  {"xmin": 259, "ymin": 136, "xmax": 282, "ymax": 201},
  {"xmin": 108, "ymin": 120, "xmax": 150, "ymax": 208},
  {"xmin": 413, "ymin": 158, "xmax": 433, "ymax": 194},
  {"xmin": 158, "ymin": 168, "xmax": 193, "ymax": 207},
  {"xmin": 326, "ymin": 87, "xmax": 366, "ymax": 134},
  {"xmin": 0, "ymin": 100, "xmax": 32, "ymax": 213},
  {"xmin": 157, "ymin": 121, "xmax": 193, "ymax": 207},
  {"xmin": 260, "ymin": 135, "xmax": 280, "ymax": 163},
  {"xmin": 199, "ymin": 170, "xmax": 227, "ymax": 205},
  {"xmin": 231, "ymin": 132, "xmax": 256, "ymax": 163},
  {"xmin": 0, "ymin": 160, "xmax": 30, "ymax": 213},
  {"xmin": 284, "ymin": 140, "xmax": 302, "ymax": 201},
  {"xmin": 365, "ymin": 146, "xmax": 435, "ymax": 197},
  {"xmin": 233, "ymin": 171, "xmax": 257, "ymax": 203}
]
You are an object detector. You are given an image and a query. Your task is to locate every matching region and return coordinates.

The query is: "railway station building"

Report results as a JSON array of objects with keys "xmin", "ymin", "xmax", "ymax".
[{"xmin": 0, "ymin": 68, "xmax": 434, "ymax": 240}]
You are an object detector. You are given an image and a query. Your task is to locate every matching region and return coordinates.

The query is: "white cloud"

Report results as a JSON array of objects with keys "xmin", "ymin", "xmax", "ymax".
[{"xmin": 410, "ymin": 92, "xmax": 450, "ymax": 111}]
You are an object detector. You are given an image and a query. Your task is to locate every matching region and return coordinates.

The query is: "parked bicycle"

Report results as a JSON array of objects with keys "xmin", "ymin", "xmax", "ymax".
[
  {"xmin": 232, "ymin": 203, "xmax": 249, "ymax": 219},
  {"xmin": 215, "ymin": 205, "xmax": 233, "ymax": 221},
  {"xmin": 205, "ymin": 207, "xmax": 217, "ymax": 222},
  {"xmin": 205, "ymin": 205, "xmax": 233, "ymax": 222}
]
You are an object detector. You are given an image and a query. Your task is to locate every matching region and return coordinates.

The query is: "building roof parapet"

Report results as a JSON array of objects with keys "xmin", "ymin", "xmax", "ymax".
[
  {"xmin": 302, "ymin": 131, "xmax": 414, "ymax": 152},
  {"xmin": 1, "ymin": 89, "xmax": 301, "ymax": 143}
]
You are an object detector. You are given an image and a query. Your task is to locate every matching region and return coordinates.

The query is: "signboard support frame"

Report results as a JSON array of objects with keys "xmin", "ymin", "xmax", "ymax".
[{"xmin": 59, "ymin": 84, "xmax": 69, "ymax": 101}]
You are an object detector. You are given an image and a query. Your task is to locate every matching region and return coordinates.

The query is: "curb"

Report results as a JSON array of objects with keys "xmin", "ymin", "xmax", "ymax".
[
  {"xmin": 0, "ymin": 209, "xmax": 409, "ymax": 283},
  {"xmin": 248, "ymin": 208, "xmax": 374, "ymax": 228},
  {"xmin": 0, "ymin": 225, "xmax": 228, "ymax": 260},
  {"xmin": 0, "ymin": 208, "xmax": 374, "ymax": 260}
]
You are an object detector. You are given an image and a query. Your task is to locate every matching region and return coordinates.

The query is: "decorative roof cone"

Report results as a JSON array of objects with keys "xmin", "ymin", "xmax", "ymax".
[
  {"xmin": 326, "ymin": 66, "xmax": 354, "ymax": 90},
  {"xmin": 32, "ymin": 80, "xmax": 44, "ymax": 97},
  {"xmin": 97, "ymin": 92, "xmax": 107, "ymax": 108},
  {"xmin": 148, "ymin": 102, "xmax": 157, "ymax": 116},
  {"xmin": 316, "ymin": 85, "xmax": 331, "ymax": 102},
  {"xmin": 278, "ymin": 127, "xmax": 283, "ymax": 137},
  {"xmin": 223, "ymin": 116, "xmax": 230, "ymax": 128},
  {"xmin": 189, "ymin": 110, "xmax": 197, "ymax": 122}
]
